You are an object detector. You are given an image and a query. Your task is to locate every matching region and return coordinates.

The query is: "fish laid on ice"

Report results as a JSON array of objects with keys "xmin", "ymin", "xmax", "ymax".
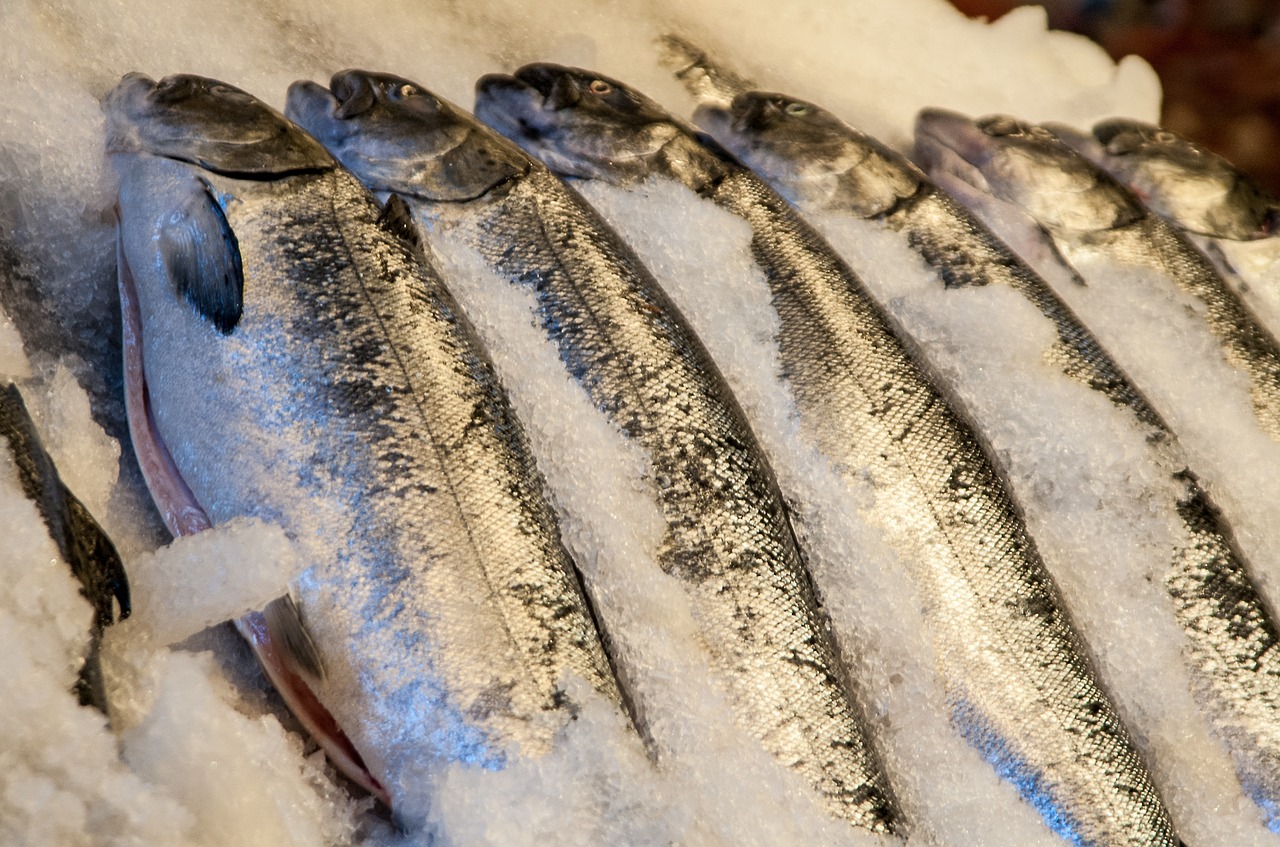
[
  {"xmin": 106, "ymin": 73, "xmax": 623, "ymax": 820},
  {"xmin": 1051, "ymin": 119, "xmax": 1280, "ymax": 342},
  {"xmin": 916, "ymin": 108, "xmax": 1280, "ymax": 828},
  {"xmin": 286, "ymin": 68, "xmax": 902, "ymax": 835},
  {"xmin": 1, "ymin": 380, "xmax": 129, "ymax": 715},
  {"xmin": 915, "ymin": 110, "xmax": 1280, "ymax": 446},
  {"xmin": 474, "ymin": 63, "xmax": 1183, "ymax": 847}
]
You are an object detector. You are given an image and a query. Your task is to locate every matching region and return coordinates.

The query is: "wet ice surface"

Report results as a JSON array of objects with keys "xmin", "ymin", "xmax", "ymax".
[{"xmin": 0, "ymin": 0, "xmax": 1202, "ymax": 843}]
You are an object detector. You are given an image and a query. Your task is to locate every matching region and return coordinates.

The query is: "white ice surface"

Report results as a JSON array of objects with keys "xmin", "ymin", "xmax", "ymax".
[{"xmin": 0, "ymin": 0, "xmax": 1176, "ymax": 844}]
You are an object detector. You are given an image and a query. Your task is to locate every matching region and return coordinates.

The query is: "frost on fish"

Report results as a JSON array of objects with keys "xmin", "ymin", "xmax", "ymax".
[
  {"xmin": 472, "ymin": 63, "xmax": 1184, "ymax": 847},
  {"xmin": 107, "ymin": 72, "xmax": 623, "ymax": 826},
  {"xmin": 286, "ymin": 68, "xmax": 903, "ymax": 835}
]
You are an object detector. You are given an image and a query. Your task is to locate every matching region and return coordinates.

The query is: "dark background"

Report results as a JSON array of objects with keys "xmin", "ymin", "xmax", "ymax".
[{"xmin": 947, "ymin": 0, "xmax": 1280, "ymax": 192}]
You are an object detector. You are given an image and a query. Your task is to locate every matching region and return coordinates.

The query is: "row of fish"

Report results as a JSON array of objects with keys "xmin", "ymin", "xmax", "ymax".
[{"xmin": 87, "ymin": 35, "xmax": 1280, "ymax": 847}]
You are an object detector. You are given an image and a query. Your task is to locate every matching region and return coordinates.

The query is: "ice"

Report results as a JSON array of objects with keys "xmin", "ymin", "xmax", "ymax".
[
  {"xmin": 0, "ymin": 0, "xmax": 1191, "ymax": 843},
  {"xmin": 121, "ymin": 518, "xmax": 302, "ymax": 646},
  {"xmin": 574, "ymin": 177, "xmax": 1066, "ymax": 846},
  {"xmin": 811, "ymin": 212, "xmax": 1280, "ymax": 845}
]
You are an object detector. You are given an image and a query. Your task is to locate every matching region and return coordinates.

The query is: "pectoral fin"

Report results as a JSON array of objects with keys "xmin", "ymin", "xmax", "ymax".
[{"xmin": 159, "ymin": 180, "xmax": 243, "ymax": 334}]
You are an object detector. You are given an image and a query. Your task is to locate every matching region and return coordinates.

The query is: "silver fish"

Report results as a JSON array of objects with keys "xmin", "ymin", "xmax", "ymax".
[
  {"xmin": 106, "ymin": 73, "xmax": 621, "ymax": 819},
  {"xmin": 286, "ymin": 68, "xmax": 901, "ymax": 835},
  {"xmin": 916, "ymin": 107, "xmax": 1280, "ymax": 827},
  {"xmin": 1051, "ymin": 119, "xmax": 1278, "ymax": 243},
  {"xmin": 473, "ymin": 64, "xmax": 1184, "ymax": 847},
  {"xmin": 915, "ymin": 110, "xmax": 1280, "ymax": 446},
  {"xmin": 1052, "ymin": 120, "xmax": 1280, "ymax": 346}
]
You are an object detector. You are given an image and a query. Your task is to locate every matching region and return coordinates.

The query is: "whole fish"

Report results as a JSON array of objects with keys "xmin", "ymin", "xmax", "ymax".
[
  {"xmin": 474, "ymin": 64, "xmax": 1183, "ymax": 847},
  {"xmin": 106, "ymin": 73, "xmax": 622, "ymax": 819},
  {"xmin": 286, "ymin": 68, "xmax": 901, "ymax": 834},
  {"xmin": 1051, "ymin": 120, "xmax": 1280, "ymax": 342},
  {"xmin": 1, "ymin": 380, "xmax": 129, "ymax": 715},
  {"xmin": 701, "ymin": 90, "xmax": 1280, "ymax": 835},
  {"xmin": 915, "ymin": 109, "xmax": 1280, "ymax": 827}
]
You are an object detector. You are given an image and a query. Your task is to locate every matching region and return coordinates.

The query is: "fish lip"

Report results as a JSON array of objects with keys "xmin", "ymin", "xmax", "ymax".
[
  {"xmin": 283, "ymin": 78, "xmax": 340, "ymax": 138},
  {"xmin": 914, "ymin": 107, "xmax": 989, "ymax": 169},
  {"xmin": 914, "ymin": 107, "xmax": 995, "ymax": 194},
  {"xmin": 474, "ymin": 72, "xmax": 542, "ymax": 142},
  {"xmin": 691, "ymin": 102, "xmax": 731, "ymax": 136}
]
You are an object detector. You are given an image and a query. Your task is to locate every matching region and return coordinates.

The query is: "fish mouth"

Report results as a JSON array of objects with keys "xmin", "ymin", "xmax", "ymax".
[
  {"xmin": 284, "ymin": 79, "xmax": 343, "ymax": 140},
  {"xmin": 914, "ymin": 107, "xmax": 994, "ymax": 194},
  {"xmin": 474, "ymin": 71, "xmax": 548, "ymax": 146}
]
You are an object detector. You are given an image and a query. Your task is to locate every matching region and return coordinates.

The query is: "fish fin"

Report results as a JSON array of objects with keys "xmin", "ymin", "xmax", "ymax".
[
  {"xmin": 159, "ymin": 180, "xmax": 243, "ymax": 334},
  {"xmin": 263, "ymin": 594, "xmax": 326, "ymax": 681},
  {"xmin": 377, "ymin": 193, "xmax": 421, "ymax": 252},
  {"xmin": 64, "ymin": 494, "xmax": 131, "ymax": 624}
]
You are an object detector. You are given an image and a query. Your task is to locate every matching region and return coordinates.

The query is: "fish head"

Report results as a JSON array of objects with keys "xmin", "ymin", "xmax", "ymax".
[
  {"xmin": 915, "ymin": 108, "xmax": 1143, "ymax": 234},
  {"xmin": 103, "ymin": 73, "xmax": 333, "ymax": 176},
  {"xmin": 1053, "ymin": 118, "xmax": 1277, "ymax": 240},
  {"xmin": 696, "ymin": 91, "xmax": 920, "ymax": 217},
  {"xmin": 285, "ymin": 70, "xmax": 530, "ymax": 202},
  {"xmin": 475, "ymin": 63, "xmax": 727, "ymax": 190}
]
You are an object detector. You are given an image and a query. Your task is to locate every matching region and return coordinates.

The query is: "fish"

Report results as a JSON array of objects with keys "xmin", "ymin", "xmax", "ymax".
[
  {"xmin": 473, "ymin": 63, "xmax": 1187, "ymax": 847},
  {"xmin": 105, "ymin": 73, "xmax": 622, "ymax": 820},
  {"xmin": 1050, "ymin": 119, "xmax": 1280, "ymax": 344},
  {"xmin": 0, "ymin": 379, "xmax": 130, "ymax": 715},
  {"xmin": 915, "ymin": 110, "xmax": 1280, "ymax": 446},
  {"xmin": 286, "ymin": 68, "xmax": 902, "ymax": 835},
  {"xmin": 1050, "ymin": 119, "xmax": 1278, "ymax": 243},
  {"xmin": 915, "ymin": 108, "xmax": 1280, "ymax": 827}
]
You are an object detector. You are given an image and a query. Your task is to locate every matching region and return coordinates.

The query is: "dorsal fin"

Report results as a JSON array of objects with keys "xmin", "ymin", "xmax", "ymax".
[
  {"xmin": 159, "ymin": 179, "xmax": 243, "ymax": 334},
  {"xmin": 377, "ymin": 193, "xmax": 421, "ymax": 253}
]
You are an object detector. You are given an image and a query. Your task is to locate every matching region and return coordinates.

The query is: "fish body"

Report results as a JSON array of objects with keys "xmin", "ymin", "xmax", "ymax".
[
  {"xmin": 474, "ymin": 64, "xmax": 1182, "ymax": 847},
  {"xmin": 916, "ymin": 108, "xmax": 1280, "ymax": 827},
  {"xmin": 106, "ymin": 73, "xmax": 620, "ymax": 819},
  {"xmin": 286, "ymin": 69, "xmax": 901, "ymax": 834}
]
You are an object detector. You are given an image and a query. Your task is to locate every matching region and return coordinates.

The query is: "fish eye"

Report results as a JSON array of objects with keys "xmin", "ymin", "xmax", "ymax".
[
  {"xmin": 588, "ymin": 79, "xmax": 612, "ymax": 95},
  {"xmin": 396, "ymin": 84, "xmax": 417, "ymax": 98},
  {"xmin": 1154, "ymin": 130, "xmax": 1177, "ymax": 144},
  {"xmin": 785, "ymin": 102, "xmax": 808, "ymax": 116}
]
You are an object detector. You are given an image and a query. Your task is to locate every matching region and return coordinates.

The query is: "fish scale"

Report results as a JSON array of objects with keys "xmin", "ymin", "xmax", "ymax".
[
  {"xmin": 469, "ymin": 63, "xmax": 1184, "ymax": 846},
  {"xmin": 427, "ymin": 165, "xmax": 901, "ymax": 830},
  {"xmin": 711, "ymin": 172, "xmax": 1175, "ymax": 847},
  {"xmin": 108, "ymin": 74, "xmax": 621, "ymax": 818},
  {"xmin": 285, "ymin": 71, "xmax": 903, "ymax": 833}
]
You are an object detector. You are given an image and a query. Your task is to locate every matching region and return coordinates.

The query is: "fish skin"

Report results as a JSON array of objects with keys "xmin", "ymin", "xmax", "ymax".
[
  {"xmin": 286, "ymin": 69, "xmax": 902, "ymax": 835},
  {"xmin": 474, "ymin": 63, "xmax": 1187, "ymax": 847},
  {"xmin": 0, "ymin": 380, "xmax": 130, "ymax": 715},
  {"xmin": 915, "ymin": 106, "xmax": 1280, "ymax": 829},
  {"xmin": 106, "ymin": 73, "xmax": 621, "ymax": 817},
  {"xmin": 916, "ymin": 110, "xmax": 1280, "ymax": 448},
  {"xmin": 695, "ymin": 92, "xmax": 1163, "ymax": 431}
]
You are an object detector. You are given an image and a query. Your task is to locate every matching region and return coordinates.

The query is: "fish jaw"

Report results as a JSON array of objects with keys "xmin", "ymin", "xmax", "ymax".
[
  {"xmin": 476, "ymin": 64, "xmax": 702, "ymax": 187},
  {"xmin": 288, "ymin": 71, "xmax": 529, "ymax": 202},
  {"xmin": 103, "ymin": 72, "xmax": 333, "ymax": 178}
]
